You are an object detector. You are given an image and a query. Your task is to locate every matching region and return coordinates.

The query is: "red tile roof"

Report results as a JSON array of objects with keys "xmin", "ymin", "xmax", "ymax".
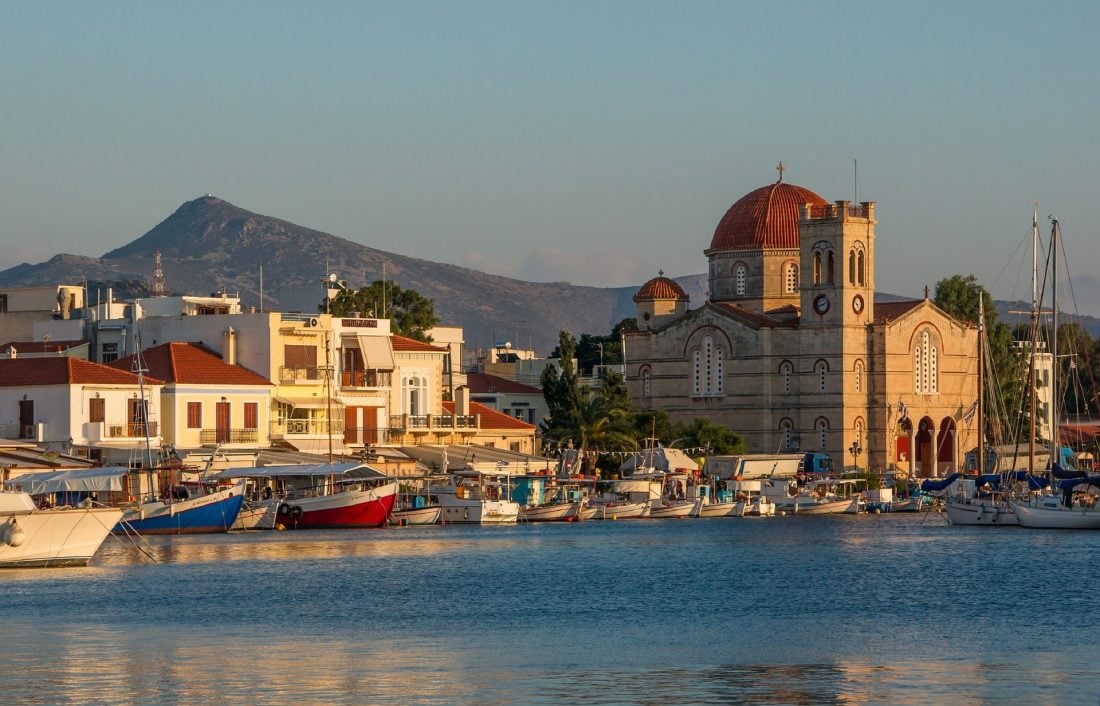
[
  {"xmin": 391, "ymin": 334, "xmax": 447, "ymax": 352},
  {"xmin": 711, "ymin": 302, "xmax": 800, "ymax": 329},
  {"xmin": 874, "ymin": 300, "xmax": 924, "ymax": 324},
  {"xmin": 634, "ymin": 274, "xmax": 689, "ymax": 302},
  {"xmin": 709, "ymin": 181, "xmax": 827, "ymax": 251},
  {"xmin": 444, "ymin": 400, "xmax": 535, "ymax": 430},
  {"xmin": 0, "ymin": 340, "xmax": 88, "ymax": 354},
  {"xmin": 110, "ymin": 342, "xmax": 272, "ymax": 386},
  {"xmin": 466, "ymin": 373, "xmax": 542, "ymax": 395},
  {"xmin": 0, "ymin": 358, "xmax": 161, "ymax": 386}
]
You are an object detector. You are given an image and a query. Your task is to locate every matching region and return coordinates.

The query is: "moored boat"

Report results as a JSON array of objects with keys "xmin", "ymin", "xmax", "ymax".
[
  {"xmin": 391, "ymin": 505, "xmax": 442, "ymax": 526},
  {"xmin": 647, "ymin": 500, "xmax": 695, "ymax": 518},
  {"xmin": 119, "ymin": 481, "xmax": 247, "ymax": 535},
  {"xmin": 1012, "ymin": 476, "xmax": 1100, "ymax": 529},
  {"xmin": 0, "ymin": 491, "xmax": 122, "ymax": 568},
  {"xmin": 437, "ymin": 471, "xmax": 520, "ymax": 524}
]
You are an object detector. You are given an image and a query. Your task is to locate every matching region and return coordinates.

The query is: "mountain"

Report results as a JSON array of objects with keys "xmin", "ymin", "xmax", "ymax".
[
  {"xmin": 2, "ymin": 196, "xmax": 1097, "ymax": 351},
  {"xmin": 0, "ymin": 197, "xmax": 679, "ymax": 352}
]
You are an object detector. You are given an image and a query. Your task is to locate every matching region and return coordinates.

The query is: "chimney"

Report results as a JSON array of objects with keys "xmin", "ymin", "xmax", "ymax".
[
  {"xmin": 225, "ymin": 326, "xmax": 237, "ymax": 365},
  {"xmin": 455, "ymin": 385, "xmax": 470, "ymax": 416}
]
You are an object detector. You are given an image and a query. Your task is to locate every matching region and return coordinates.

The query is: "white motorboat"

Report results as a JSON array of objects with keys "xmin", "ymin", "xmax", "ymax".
[
  {"xmin": 520, "ymin": 502, "xmax": 579, "ymax": 522},
  {"xmin": 647, "ymin": 500, "xmax": 695, "ymax": 519},
  {"xmin": 1012, "ymin": 478, "xmax": 1100, "ymax": 529},
  {"xmin": 576, "ymin": 504, "xmax": 599, "ymax": 521},
  {"xmin": 437, "ymin": 472, "xmax": 520, "ymax": 524},
  {"xmin": 697, "ymin": 500, "xmax": 740, "ymax": 518},
  {"xmin": 0, "ymin": 492, "xmax": 123, "ymax": 568},
  {"xmin": 742, "ymin": 496, "xmax": 776, "ymax": 517},
  {"xmin": 770, "ymin": 478, "xmax": 864, "ymax": 515},
  {"xmin": 591, "ymin": 500, "xmax": 650, "ymax": 519},
  {"xmin": 232, "ymin": 500, "xmax": 278, "ymax": 531},
  {"xmin": 946, "ymin": 495, "xmax": 1018, "ymax": 526}
]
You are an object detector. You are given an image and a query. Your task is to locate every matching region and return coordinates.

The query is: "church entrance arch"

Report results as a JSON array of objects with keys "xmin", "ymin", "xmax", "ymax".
[
  {"xmin": 915, "ymin": 416, "xmax": 936, "ymax": 477},
  {"xmin": 937, "ymin": 417, "xmax": 957, "ymax": 472},
  {"xmin": 895, "ymin": 418, "xmax": 913, "ymax": 475}
]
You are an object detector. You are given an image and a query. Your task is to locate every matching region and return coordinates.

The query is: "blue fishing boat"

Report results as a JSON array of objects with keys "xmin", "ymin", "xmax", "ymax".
[{"xmin": 115, "ymin": 481, "xmax": 246, "ymax": 535}]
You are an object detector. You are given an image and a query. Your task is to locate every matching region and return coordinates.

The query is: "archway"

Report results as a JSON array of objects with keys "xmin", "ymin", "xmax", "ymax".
[
  {"xmin": 895, "ymin": 418, "xmax": 913, "ymax": 476},
  {"xmin": 937, "ymin": 417, "xmax": 957, "ymax": 472},
  {"xmin": 915, "ymin": 416, "xmax": 935, "ymax": 478}
]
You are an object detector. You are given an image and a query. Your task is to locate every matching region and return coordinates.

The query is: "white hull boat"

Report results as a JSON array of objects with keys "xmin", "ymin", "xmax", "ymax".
[
  {"xmin": 232, "ymin": 501, "xmax": 278, "ymax": 531},
  {"xmin": 946, "ymin": 496, "xmax": 1018, "ymax": 526},
  {"xmin": 390, "ymin": 506, "xmax": 442, "ymax": 526},
  {"xmin": 439, "ymin": 498, "xmax": 520, "ymax": 524},
  {"xmin": 576, "ymin": 504, "xmax": 599, "ymax": 521},
  {"xmin": 776, "ymin": 498, "xmax": 855, "ymax": 515},
  {"xmin": 647, "ymin": 501, "xmax": 695, "ymax": 519},
  {"xmin": 520, "ymin": 502, "xmax": 578, "ymax": 522},
  {"xmin": 592, "ymin": 501, "xmax": 650, "ymax": 519},
  {"xmin": 743, "ymin": 497, "xmax": 776, "ymax": 517},
  {"xmin": 0, "ymin": 493, "xmax": 122, "ymax": 568},
  {"xmin": 1012, "ymin": 498, "xmax": 1100, "ymax": 529},
  {"xmin": 697, "ymin": 500, "xmax": 740, "ymax": 518}
]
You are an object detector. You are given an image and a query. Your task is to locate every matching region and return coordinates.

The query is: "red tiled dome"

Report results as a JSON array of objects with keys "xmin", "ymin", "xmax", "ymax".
[
  {"xmin": 634, "ymin": 272, "xmax": 688, "ymax": 302},
  {"xmin": 709, "ymin": 181, "xmax": 827, "ymax": 251}
]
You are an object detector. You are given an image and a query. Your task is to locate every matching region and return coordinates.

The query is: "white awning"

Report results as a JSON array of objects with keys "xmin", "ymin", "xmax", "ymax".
[
  {"xmin": 6, "ymin": 467, "xmax": 129, "ymax": 494},
  {"xmin": 357, "ymin": 334, "xmax": 395, "ymax": 370},
  {"xmin": 274, "ymin": 397, "xmax": 345, "ymax": 409}
]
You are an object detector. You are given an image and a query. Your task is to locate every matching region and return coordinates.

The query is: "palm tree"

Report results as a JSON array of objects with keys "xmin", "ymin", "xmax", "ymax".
[{"xmin": 546, "ymin": 388, "xmax": 637, "ymax": 474}]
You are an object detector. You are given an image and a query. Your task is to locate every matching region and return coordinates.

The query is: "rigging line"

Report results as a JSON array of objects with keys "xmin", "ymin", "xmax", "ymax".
[{"xmin": 1053, "ymin": 225, "xmax": 1100, "ymax": 417}]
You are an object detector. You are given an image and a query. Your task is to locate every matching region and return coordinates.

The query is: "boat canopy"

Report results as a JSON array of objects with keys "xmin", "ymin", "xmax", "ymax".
[
  {"xmin": 214, "ymin": 463, "xmax": 385, "ymax": 479},
  {"xmin": 5, "ymin": 467, "xmax": 130, "ymax": 494},
  {"xmin": 1058, "ymin": 475, "xmax": 1100, "ymax": 492},
  {"xmin": 920, "ymin": 473, "xmax": 961, "ymax": 492},
  {"xmin": 1051, "ymin": 464, "xmax": 1087, "ymax": 481}
]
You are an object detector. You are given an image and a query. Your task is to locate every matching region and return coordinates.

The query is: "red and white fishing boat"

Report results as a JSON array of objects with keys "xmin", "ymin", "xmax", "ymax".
[{"xmin": 215, "ymin": 462, "xmax": 397, "ymax": 529}]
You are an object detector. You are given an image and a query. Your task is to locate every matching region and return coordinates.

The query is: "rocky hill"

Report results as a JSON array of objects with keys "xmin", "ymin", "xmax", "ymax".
[
  {"xmin": 2, "ymin": 196, "xmax": 1096, "ymax": 350},
  {"xmin": 0, "ymin": 197, "xmax": 701, "ymax": 351}
]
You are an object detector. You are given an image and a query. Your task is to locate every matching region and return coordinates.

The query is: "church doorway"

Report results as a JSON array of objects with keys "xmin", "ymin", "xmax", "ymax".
[
  {"xmin": 895, "ymin": 418, "xmax": 912, "ymax": 476},
  {"xmin": 937, "ymin": 417, "xmax": 957, "ymax": 473},
  {"xmin": 915, "ymin": 416, "xmax": 935, "ymax": 478}
]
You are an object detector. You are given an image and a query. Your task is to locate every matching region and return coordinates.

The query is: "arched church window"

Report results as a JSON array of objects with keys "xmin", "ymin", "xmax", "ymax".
[
  {"xmin": 642, "ymin": 368, "xmax": 651, "ymax": 397},
  {"xmin": 780, "ymin": 418, "xmax": 795, "ymax": 449},
  {"xmin": 827, "ymin": 251, "xmax": 835, "ymax": 284},
  {"xmin": 857, "ymin": 250, "xmax": 866, "ymax": 286},
  {"xmin": 854, "ymin": 360, "xmax": 863, "ymax": 393},
  {"xmin": 692, "ymin": 349, "xmax": 701, "ymax": 396},
  {"xmin": 813, "ymin": 253, "xmax": 822, "ymax": 285},
  {"xmin": 849, "ymin": 250, "xmax": 856, "ymax": 285},
  {"xmin": 815, "ymin": 360, "xmax": 828, "ymax": 393},
  {"xmin": 817, "ymin": 418, "xmax": 829, "ymax": 450},
  {"xmin": 734, "ymin": 264, "xmax": 747, "ymax": 296},
  {"xmin": 780, "ymin": 361, "xmax": 793, "ymax": 394},
  {"xmin": 714, "ymin": 347, "xmax": 724, "ymax": 395},
  {"xmin": 692, "ymin": 335, "xmax": 725, "ymax": 397},
  {"xmin": 913, "ymin": 329, "xmax": 939, "ymax": 394},
  {"xmin": 785, "ymin": 263, "xmax": 798, "ymax": 294},
  {"xmin": 854, "ymin": 418, "xmax": 864, "ymax": 448}
]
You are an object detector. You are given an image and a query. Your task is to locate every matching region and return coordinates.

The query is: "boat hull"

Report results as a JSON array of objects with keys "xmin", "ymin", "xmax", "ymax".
[
  {"xmin": 698, "ymin": 501, "xmax": 740, "ymax": 518},
  {"xmin": 232, "ymin": 502, "xmax": 278, "ymax": 531},
  {"xmin": 520, "ymin": 502, "xmax": 578, "ymax": 522},
  {"xmin": 0, "ymin": 507, "xmax": 123, "ymax": 568},
  {"xmin": 776, "ymin": 498, "xmax": 853, "ymax": 515},
  {"xmin": 592, "ymin": 501, "xmax": 649, "ymax": 519},
  {"xmin": 1012, "ymin": 500, "xmax": 1100, "ymax": 529},
  {"xmin": 390, "ymin": 506, "xmax": 442, "ymax": 526},
  {"xmin": 276, "ymin": 481, "xmax": 398, "ymax": 529},
  {"xmin": 439, "ymin": 499, "xmax": 520, "ymax": 524},
  {"xmin": 648, "ymin": 501, "xmax": 695, "ymax": 519},
  {"xmin": 945, "ymin": 497, "xmax": 1018, "ymax": 526},
  {"xmin": 118, "ymin": 484, "xmax": 246, "ymax": 535}
]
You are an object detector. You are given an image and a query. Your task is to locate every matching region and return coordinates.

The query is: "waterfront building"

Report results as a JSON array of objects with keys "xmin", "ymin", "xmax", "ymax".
[{"xmin": 625, "ymin": 172, "xmax": 978, "ymax": 477}]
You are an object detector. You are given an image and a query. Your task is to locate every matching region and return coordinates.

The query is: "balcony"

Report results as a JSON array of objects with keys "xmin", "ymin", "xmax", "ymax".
[
  {"xmin": 108, "ymin": 422, "xmax": 159, "ymax": 438},
  {"xmin": 200, "ymin": 428, "xmax": 260, "ymax": 445},
  {"xmin": 270, "ymin": 418, "xmax": 343, "ymax": 437},
  {"xmin": 340, "ymin": 369, "xmax": 392, "ymax": 389},
  {"xmin": 341, "ymin": 427, "xmax": 391, "ymax": 445},
  {"xmin": 279, "ymin": 365, "xmax": 332, "ymax": 385},
  {"xmin": 389, "ymin": 414, "xmax": 478, "ymax": 433}
]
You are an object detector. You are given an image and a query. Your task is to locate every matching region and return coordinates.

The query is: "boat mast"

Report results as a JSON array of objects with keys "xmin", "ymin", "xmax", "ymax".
[
  {"xmin": 1050, "ymin": 217, "xmax": 1060, "ymax": 469},
  {"xmin": 977, "ymin": 296, "xmax": 984, "ymax": 476},
  {"xmin": 1027, "ymin": 210, "xmax": 1040, "ymax": 475},
  {"xmin": 133, "ymin": 331, "xmax": 155, "ymax": 499}
]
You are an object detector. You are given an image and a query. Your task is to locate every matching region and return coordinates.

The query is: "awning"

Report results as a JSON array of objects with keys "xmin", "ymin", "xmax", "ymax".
[
  {"xmin": 357, "ymin": 335, "xmax": 395, "ymax": 370},
  {"xmin": 274, "ymin": 397, "xmax": 345, "ymax": 409},
  {"xmin": 5, "ymin": 467, "xmax": 130, "ymax": 494},
  {"xmin": 214, "ymin": 462, "xmax": 384, "ymax": 479}
]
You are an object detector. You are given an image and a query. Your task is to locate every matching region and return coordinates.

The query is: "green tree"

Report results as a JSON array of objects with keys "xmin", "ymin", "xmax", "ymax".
[
  {"xmin": 321, "ymin": 281, "xmax": 440, "ymax": 342},
  {"xmin": 553, "ymin": 318, "xmax": 637, "ymax": 375},
  {"xmin": 671, "ymin": 418, "xmax": 747, "ymax": 455}
]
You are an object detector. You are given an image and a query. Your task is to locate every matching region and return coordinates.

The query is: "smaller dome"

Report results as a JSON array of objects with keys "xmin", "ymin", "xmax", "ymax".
[{"xmin": 634, "ymin": 271, "xmax": 689, "ymax": 302}]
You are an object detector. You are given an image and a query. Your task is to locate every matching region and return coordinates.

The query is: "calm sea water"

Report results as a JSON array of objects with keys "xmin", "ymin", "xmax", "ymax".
[{"xmin": 1, "ymin": 514, "xmax": 1096, "ymax": 705}]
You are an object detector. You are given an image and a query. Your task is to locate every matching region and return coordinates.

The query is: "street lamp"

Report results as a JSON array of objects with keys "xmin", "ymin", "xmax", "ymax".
[{"xmin": 849, "ymin": 441, "xmax": 863, "ymax": 474}]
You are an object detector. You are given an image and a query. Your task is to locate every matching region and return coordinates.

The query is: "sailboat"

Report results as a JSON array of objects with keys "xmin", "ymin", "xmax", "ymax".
[
  {"xmin": 114, "ymin": 334, "xmax": 246, "ymax": 535},
  {"xmin": 0, "ymin": 489, "xmax": 122, "ymax": 568},
  {"xmin": 1011, "ymin": 217, "xmax": 1100, "ymax": 529}
]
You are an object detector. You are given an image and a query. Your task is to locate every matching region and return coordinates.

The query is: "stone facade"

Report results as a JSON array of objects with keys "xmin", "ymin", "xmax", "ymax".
[{"xmin": 626, "ymin": 182, "xmax": 977, "ymax": 477}]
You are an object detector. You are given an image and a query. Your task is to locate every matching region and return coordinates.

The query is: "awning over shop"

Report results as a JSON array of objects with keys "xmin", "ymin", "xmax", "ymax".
[
  {"xmin": 5, "ymin": 467, "xmax": 130, "ymax": 494},
  {"xmin": 357, "ymin": 335, "xmax": 395, "ymax": 370},
  {"xmin": 214, "ymin": 462, "xmax": 384, "ymax": 479},
  {"xmin": 273, "ymin": 397, "xmax": 345, "ymax": 409}
]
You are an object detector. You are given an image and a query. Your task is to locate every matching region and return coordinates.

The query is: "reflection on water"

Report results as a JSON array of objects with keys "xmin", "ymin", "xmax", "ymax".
[{"xmin": 1, "ymin": 517, "xmax": 1097, "ymax": 705}]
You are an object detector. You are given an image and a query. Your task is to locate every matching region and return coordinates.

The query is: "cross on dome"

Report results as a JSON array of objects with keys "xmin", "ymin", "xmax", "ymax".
[{"xmin": 776, "ymin": 161, "xmax": 786, "ymax": 183}]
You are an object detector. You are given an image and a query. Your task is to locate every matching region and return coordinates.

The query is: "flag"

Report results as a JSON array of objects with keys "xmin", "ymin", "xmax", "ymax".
[{"xmin": 961, "ymin": 400, "xmax": 978, "ymax": 423}]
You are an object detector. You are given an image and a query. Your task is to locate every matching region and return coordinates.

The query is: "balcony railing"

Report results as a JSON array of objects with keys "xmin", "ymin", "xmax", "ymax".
[
  {"xmin": 200, "ymin": 428, "xmax": 260, "ymax": 444},
  {"xmin": 340, "ymin": 370, "xmax": 392, "ymax": 389},
  {"xmin": 341, "ymin": 427, "xmax": 391, "ymax": 445},
  {"xmin": 278, "ymin": 365, "xmax": 332, "ymax": 384},
  {"xmin": 108, "ymin": 422, "xmax": 159, "ymax": 438},
  {"xmin": 270, "ymin": 418, "xmax": 343, "ymax": 437},
  {"xmin": 389, "ymin": 414, "xmax": 479, "ymax": 432}
]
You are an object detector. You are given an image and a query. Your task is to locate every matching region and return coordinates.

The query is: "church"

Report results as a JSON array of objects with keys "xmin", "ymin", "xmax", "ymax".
[{"xmin": 623, "ymin": 167, "xmax": 978, "ymax": 477}]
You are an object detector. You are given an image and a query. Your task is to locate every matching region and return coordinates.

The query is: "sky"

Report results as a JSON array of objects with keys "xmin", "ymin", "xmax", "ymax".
[{"xmin": 3, "ymin": 1, "xmax": 1100, "ymax": 314}]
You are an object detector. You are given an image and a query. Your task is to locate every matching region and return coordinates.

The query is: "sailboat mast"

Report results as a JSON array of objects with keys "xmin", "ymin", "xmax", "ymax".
[
  {"xmin": 1050, "ymin": 218, "xmax": 1060, "ymax": 469},
  {"xmin": 977, "ymin": 296, "xmax": 984, "ymax": 476},
  {"xmin": 1027, "ymin": 211, "xmax": 1040, "ymax": 475}
]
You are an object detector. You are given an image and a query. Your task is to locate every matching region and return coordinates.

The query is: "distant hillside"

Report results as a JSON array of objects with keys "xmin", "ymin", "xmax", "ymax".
[{"xmin": 2, "ymin": 196, "xmax": 1097, "ymax": 350}]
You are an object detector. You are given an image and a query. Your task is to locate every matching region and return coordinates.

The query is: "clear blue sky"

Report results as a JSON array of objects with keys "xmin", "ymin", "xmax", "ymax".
[{"xmin": 3, "ymin": 1, "xmax": 1099, "ymax": 313}]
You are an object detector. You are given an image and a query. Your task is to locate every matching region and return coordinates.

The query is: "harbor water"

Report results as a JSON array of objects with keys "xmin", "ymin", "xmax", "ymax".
[{"xmin": 1, "ymin": 514, "xmax": 1096, "ymax": 705}]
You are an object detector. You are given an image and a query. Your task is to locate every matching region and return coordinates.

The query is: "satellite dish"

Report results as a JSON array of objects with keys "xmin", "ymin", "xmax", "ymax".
[{"xmin": 329, "ymin": 273, "xmax": 338, "ymax": 283}]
